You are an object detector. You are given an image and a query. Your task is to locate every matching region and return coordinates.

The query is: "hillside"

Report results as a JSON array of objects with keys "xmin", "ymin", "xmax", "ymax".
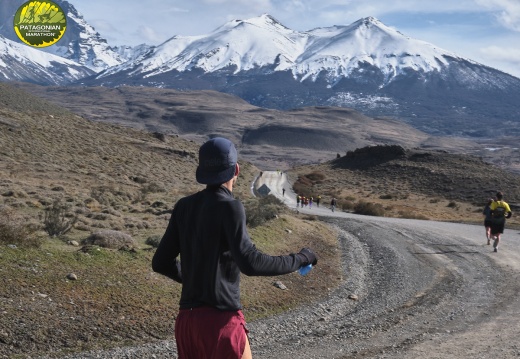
[
  {"xmin": 14, "ymin": 83, "xmax": 486, "ymax": 170},
  {"xmin": 0, "ymin": 82, "xmax": 341, "ymax": 358},
  {"xmin": 289, "ymin": 145, "xmax": 520, "ymax": 225}
]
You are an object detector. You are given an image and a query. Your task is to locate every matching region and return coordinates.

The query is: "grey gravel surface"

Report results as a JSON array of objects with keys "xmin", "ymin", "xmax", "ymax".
[{"xmin": 40, "ymin": 171, "xmax": 520, "ymax": 359}]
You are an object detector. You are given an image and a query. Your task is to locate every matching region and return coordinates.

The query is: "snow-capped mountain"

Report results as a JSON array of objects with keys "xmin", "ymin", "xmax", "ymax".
[
  {"xmin": 99, "ymin": 15, "xmax": 460, "ymax": 85},
  {"xmin": 0, "ymin": 35, "xmax": 93, "ymax": 84},
  {"xmin": 88, "ymin": 14, "xmax": 520, "ymax": 137},
  {"xmin": 0, "ymin": 0, "xmax": 150, "ymax": 72},
  {"xmin": 1, "ymin": 8, "xmax": 519, "ymax": 138},
  {"xmin": 100, "ymin": 14, "xmax": 306, "ymax": 77}
]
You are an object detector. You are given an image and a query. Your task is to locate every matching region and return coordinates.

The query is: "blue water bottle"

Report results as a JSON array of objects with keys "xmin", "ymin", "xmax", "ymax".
[{"xmin": 298, "ymin": 264, "xmax": 312, "ymax": 276}]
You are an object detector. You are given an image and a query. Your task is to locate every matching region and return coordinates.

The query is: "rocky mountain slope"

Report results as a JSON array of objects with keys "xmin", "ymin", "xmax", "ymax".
[
  {"xmin": 0, "ymin": 0, "xmax": 151, "ymax": 73},
  {"xmin": 0, "ymin": 35, "xmax": 94, "ymax": 84}
]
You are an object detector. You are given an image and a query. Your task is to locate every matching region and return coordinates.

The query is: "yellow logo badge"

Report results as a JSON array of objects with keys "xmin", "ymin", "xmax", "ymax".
[{"xmin": 14, "ymin": 1, "xmax": 67, "ymax": 48}]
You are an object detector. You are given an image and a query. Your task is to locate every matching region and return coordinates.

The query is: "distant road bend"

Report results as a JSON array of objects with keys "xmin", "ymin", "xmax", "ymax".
[{"xmin": 249, "ymin": 171, "xmax": 520, "ymax": 359}]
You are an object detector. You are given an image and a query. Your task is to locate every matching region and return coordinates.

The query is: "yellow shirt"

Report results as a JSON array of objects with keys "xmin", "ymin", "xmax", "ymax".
[{"xmin": 490, "ymin": 200, "xmax": 511, "ymax": 213}]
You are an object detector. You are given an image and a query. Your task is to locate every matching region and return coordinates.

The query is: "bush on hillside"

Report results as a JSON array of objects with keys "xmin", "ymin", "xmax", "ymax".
[
  {"xmin": 90, "ymin": 185, "xmax": 134, "ymax": 206},
  {"xmin": 0, "ymin": 206, "xmax": 42, "ymax": 247},
  {"xmin": 337, "ymin": 199, "xmax": 355, "ymax": 211},
  {"xmin": 245, "ymin": 195, "xmax": 285, "ymax": 228},
  {"xmin": 43, "ymin": 199, "xmax": 77, "ymax": 237},
  {"xmin": 305, "ymin": 171, "xmax": 326, "ymax": 182},
  {"xmin": 82, "ymin": 230, "xmax": 136, "ymax": 249},
  {"xmin": 353, "ymin": 201, "xmax": 386, "ymax": 217},
  {"xmin": 145, "ymin": 235, "xmax": 162, "ymax": 248}
]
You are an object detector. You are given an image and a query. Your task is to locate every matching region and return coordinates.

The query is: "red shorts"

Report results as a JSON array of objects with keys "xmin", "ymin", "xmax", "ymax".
[{"xmin": 175, "ymin": 307, "xmax": 249, "ymax": 359}]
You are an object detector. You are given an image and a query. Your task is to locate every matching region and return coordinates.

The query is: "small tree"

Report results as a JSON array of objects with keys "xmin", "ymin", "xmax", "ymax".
[{"xmin": 43, "ymin": 199, "xmax": 77, "ymax": 237}]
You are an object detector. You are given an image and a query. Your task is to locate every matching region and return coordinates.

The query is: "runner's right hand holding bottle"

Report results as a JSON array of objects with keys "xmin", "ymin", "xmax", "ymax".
[{"xmin": 297, "ymin": 248, "xmax": 318, "ymax": 276}]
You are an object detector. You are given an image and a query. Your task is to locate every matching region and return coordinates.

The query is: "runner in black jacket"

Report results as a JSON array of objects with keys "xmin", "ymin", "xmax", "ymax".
[{"xmin": 152, "ymin": 137, "xmax": 317, "ymax": 359}]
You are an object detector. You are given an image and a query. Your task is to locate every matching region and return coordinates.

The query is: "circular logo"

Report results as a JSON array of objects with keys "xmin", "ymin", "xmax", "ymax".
[{"xmin": 13, "ymin": 1, "xmax": 67, "ymax": 48}]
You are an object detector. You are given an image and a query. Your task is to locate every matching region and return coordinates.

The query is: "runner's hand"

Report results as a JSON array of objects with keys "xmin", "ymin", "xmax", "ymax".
[{"xmin": 298, "ymin": 248, "xmax": 318, "ymax": 266}]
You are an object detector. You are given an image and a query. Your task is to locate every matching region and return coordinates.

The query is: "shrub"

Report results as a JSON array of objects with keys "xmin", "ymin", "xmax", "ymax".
[
  {"xmin": 379, "ymin": 194, "xmax": 394, "ymax": 200},
  {"xmin": 91, "ymin": 186, "xmax": 134, "ymax": 206},
  {"xmin": 0, "ymin": 206, "xmax": 41, "ymax": 247},
  {"xmin": 245, "ymin": 195, "xmax": 285, "ymax": 228},
  {"xmin": 398, "ymin": 210, "xmax": 429, "ymax": 220},
  {"xmin": 43, "ymin": 199, "xmax": 78, "ymax": 237},
  {"xmin": 353, "ymin": 201, "xmax": 386, "ymax": 217},
  {"xmin": 337, "ymin": 199, "xmax": 355, "ymax": 211},
  {"xmin": 82, "ymin": 230, "xmax": 136, "ymax": 249},
  {"xmin": 305, "ymin": 171, "xmax": 326, "ymax": 182},
  {"xmin": 145, "ymin": 235, "xmax": 162, "ymax": 248},
  {"xmin": 141, "ymin": 182, "xmax": 166, "ymax": 195},
  {"xmin": 292, "ymin": 182, "xmax": 311, "ymax": 197}
]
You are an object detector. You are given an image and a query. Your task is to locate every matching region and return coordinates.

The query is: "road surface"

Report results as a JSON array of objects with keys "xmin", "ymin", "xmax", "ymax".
[{"xmin": 250, "ymin": 171, "xmax": 520, "ymax": 358}]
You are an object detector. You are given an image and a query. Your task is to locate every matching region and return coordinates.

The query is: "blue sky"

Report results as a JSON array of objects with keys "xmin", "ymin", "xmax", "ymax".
[{"xmin": 72, "ymin": 0, "xmax": 520, "ymax": 78}]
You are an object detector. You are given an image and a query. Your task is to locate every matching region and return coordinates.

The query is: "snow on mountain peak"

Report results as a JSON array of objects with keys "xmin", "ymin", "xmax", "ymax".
[
  {"xmin": 98, "ymin": 14, "xmax": 462, "ymax": 85},
  {"xmin": 104, "ymin": 13, "xmax": 305, "ymax": 78},
  {"xmin": 296, "ymin": 15, "xmax": 459, "ymax": 82},
  {"xmin": 0, "ymin": 35, "xmax": 93, "ymax": 84}
]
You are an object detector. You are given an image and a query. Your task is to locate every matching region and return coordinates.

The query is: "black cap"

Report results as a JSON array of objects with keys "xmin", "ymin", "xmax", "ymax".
[{"xmin": 196, "ymin": 137, "xmax": 237, "ymax": 185}]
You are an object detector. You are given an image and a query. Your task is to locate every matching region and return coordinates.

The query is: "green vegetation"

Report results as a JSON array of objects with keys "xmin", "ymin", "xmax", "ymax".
[
  {"xmin": 0, "ymin": 213, "xmax": 340, "ymax": 358},
  {"xmin": 244, "ymin": 194, "xmax": 286, "ymax": 228}
]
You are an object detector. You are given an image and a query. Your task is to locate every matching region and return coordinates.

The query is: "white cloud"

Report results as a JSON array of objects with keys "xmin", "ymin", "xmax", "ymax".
[
  {"xmin": 133, "ymin": 25, "xmax": 163, "ymax": 45},
  {"xmin": 475, "ymin": 0, "xmax": 520, "ymax": 31},
  {"xmin": 481, "ymin": 45, "xmax": 520, "ymax": 62}
]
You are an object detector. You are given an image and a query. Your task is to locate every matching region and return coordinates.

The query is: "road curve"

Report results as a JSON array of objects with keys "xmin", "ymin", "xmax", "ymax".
[
  {"xmin": 250, "ymin": 171, "xmax": 520, "ymax": 359},
  {"xmin": 47, "ymin": 171, "xmax": 520, "ymax": 359}
]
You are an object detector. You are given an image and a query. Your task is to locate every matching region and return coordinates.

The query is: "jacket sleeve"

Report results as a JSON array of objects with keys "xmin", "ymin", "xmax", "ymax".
[
  {"xmin": 152, "ymin": 206, "xmax": 182, "ymax": 283},
  {"xmin": 223, "ymin": 200, "xmax": 304, "ymax": 276}
]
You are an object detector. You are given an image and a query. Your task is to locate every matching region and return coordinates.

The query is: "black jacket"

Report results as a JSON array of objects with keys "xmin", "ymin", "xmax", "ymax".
[{"xmin": 152, "ymin": 185, "xmax": 304, "ymax": 311}]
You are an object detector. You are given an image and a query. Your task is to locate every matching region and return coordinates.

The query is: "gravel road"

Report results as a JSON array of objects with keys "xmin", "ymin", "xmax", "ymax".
[{"xmin": 46, "ymin": 171, "xmax": 520, "ymax": 359}]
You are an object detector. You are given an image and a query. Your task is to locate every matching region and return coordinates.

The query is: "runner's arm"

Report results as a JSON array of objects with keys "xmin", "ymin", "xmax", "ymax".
[{"xmin": 152, "ymin": 207, "xmax": 182, "ymax": 283}]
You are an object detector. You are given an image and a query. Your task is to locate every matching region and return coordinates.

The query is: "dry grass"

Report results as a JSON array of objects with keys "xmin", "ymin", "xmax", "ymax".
[
  {"xmin": 0, "ymin": 85, "xmax": 341, "ymax": 358},
  {"xmin": 288, "ymin": 146, "xmax": 520, "ymax": 228}
]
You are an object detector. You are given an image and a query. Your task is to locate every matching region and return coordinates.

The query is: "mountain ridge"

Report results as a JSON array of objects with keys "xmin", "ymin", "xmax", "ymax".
[
  {"xmin": 95, "ymin": 14, "xmax": 466, "ymax": 84},
  {"xmin": 0, "ymin": 0, "xmax": 151, "ymax": 73},
  {"xmin": 79, "ymin": 13, "xmax": 520, "ymax": 138},
  {"xmin": 1, "ymin": 5, "xmax": 520, "ymax": 139}
]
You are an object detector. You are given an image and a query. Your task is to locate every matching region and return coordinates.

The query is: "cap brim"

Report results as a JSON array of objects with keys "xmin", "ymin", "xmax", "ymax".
[{"xmin": 196, "ymin": 165, "xmax": 236, "ymax": 185}]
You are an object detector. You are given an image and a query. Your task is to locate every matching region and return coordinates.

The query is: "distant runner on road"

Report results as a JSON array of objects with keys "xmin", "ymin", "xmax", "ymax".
[
  {"xmin": 489, "ymin": 191, "xmax": 513, "ymax": 252},
  {"xmin": 330, "ymin": 197, "xmax": 337, "ymax": 212},
  {"xmin": 482, "ymin": 198, "xmax": 494, "ymax": 245}
]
